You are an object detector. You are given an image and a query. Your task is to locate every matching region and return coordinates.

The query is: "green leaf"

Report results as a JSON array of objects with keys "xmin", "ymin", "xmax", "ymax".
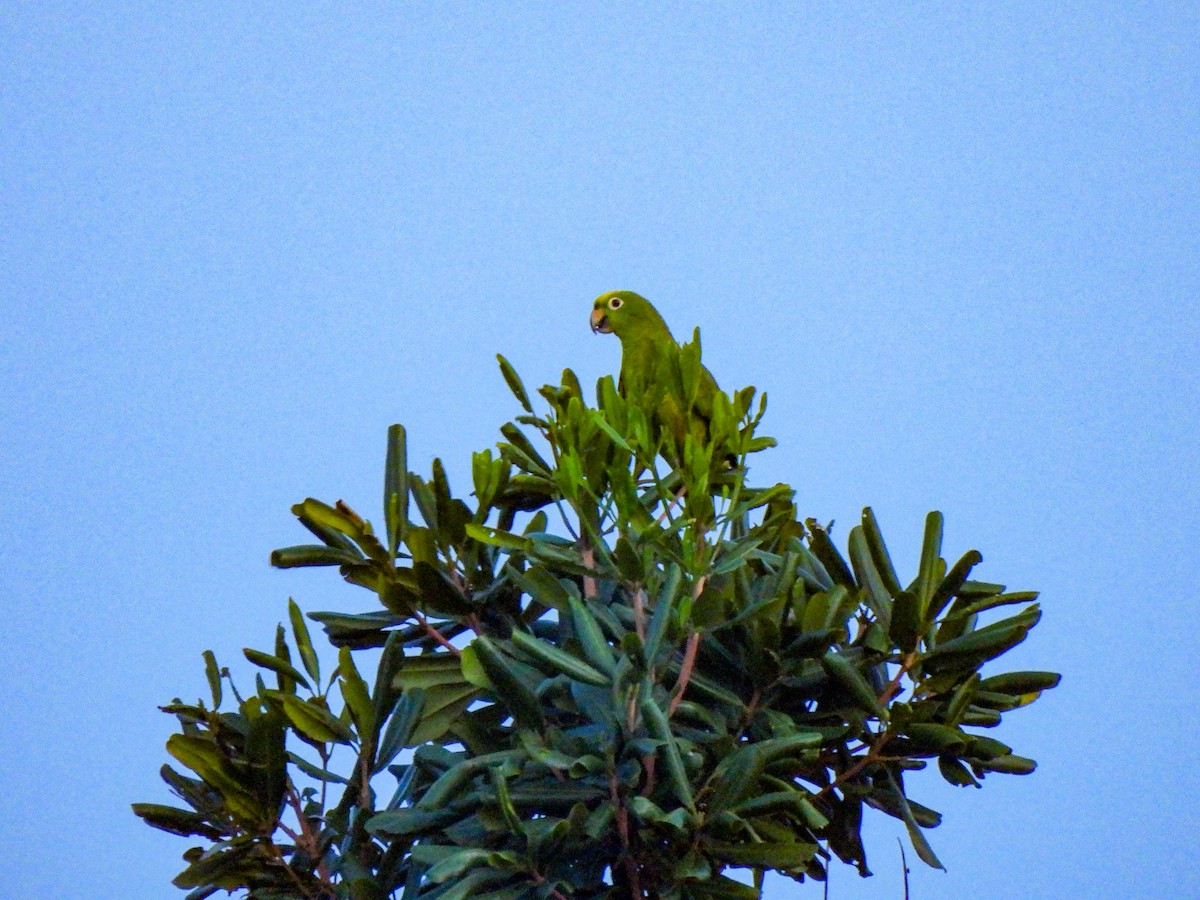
[
  {"xmin": 202, "ymin": 650, "xmax": 222, "ymax": 709},
  {"xmin": 848, "ymin": 525, "xmax": 892, "ymax": 629},
  {"xmin": 366, "ymin": 805, "xmax": 464, "ymax": 838},
  {"xmin": 978, "ymin": 671, "xmax": 1062, "ymax": 695},
  {"xmin": 915, "ymin": 511, "xmax": 944, "ymax": 610},
  {"xmin": 639, "ymin": 684, "xmax": 696, "ymax": 812},
  {"xmin": 713, "ymin": 535, "xmax": 762, "ymax": 575},
  {"xmin": 804, "ymin": 521, "xmax": 856, "ymax": 588},
  {"xmin": 509, "ymin": 564, "xmax": 570, "ymax": 611},
  {"xmin": 944, "ymin": 673, "xmax": 980, "ymax": 726},
  {"xmin": 938, "ymin": 754, "xmax": 981, "ymax": 788},
  {"xmin": 860, "ymin": 507, "xmax": 903, "ymax": 596},
  {"xmin": 165, "ymin": 735, "xmax": 261, "ymax": 823},
  {"xmin": 464, "ymin": 523, "xmax": 531, "ymax": 552},
  {"xmin": 886, "ymin": 770, "xmax": 945, "ymax": 870},
  {"xmin": 372, "ymin": 628, "xmax": 407, "ymax": 718},
  {"xmin": 414, "ymin": 561, "xmax": 471, "ymax": 616},
  {"xmin": 417, "ymin": 749, "xmax": 526, "ymax": 811},
  {"xmin": 590, "ymin": 408, "xmax": 634, "ymax": 451},
  {"xmin": 243, "ymin": 648, "xmax": 311, "ymax": 692},
  {"xmin": 339, "ymin": 646, "xmax": 375, "ymax": 742},
  {"xmin": 923, "ymin": 607, "xmax": 1041, "ymax": 673},
  {"xmin": 288, "ymin": 598, "xmax": 320, "ymax": 685},
  {"xmin": 702, "ymin": 839, "xmax": 817, "ymax": 870},
  {"xmin": 643, "ymin": 564, "xmax": 681, "ymax": 663},
  {"xmin": 821, "ymin": 651, "xmax": 887, "ymax": 720},
  {"xmin": 707, "ymin": 744, "xmax": 764, "ymax": 814},
  {"xmin": 889, "ymin": 590, "xmax": 921, "ymax": 654},
  {"xmin": 510, "ymin": 629, "xmax": 610, "ymax": 686},
  {"xmin": 294, "ymin": 497, "xmax": 389, "ymax": 562},
  {"xmin": 270, "ymin": 544, "xmax": 364, "ymax": 568},
  {"xmin": 976, "ymin": 754, "xmax": 1037, "ymax": 774},
  {"xmin": 928, "ymin": 549, "xmax": 983, "ymax": 622},
  {"xmin": 384, "ymin": 423, "xmax": 409, "ymax": 555},
  {"xmin": 409, "ymin": 683, "xmax": 480, "ymax": 745},
  {"xmin": 471, "ymin": 637, "xmax": 544, "ymax": 729},
  {"xmin": 277, "ymin": 694, "xmax": 355, "ymax": 744},
  {"xmin": 568, "ymin": 595, "xmax": 617, "ymax": 673},
  {"xmin": 489, "ymin": 766, "xmax": 522, "ymax": 834},
  {"xmin": 900, "ymin": 723, "xmax": 967, "ymax": 756},
  {"xmin": 244, "ymin": 708, "xmax": 287, "ymax": 822},
  {"xmin": 499, "ymin": 424, "xmax": 554, "ymax": 477},
  {"xmin": 288, "ymin": 751, "xmax": 350, "ymax": 784},
  {"xmin": 497, "ymin": 354, "xmax": 534, "ymax": 413},
  {"xmin": 393, "ymin": 652, "xmax": 467, "ymax": 691},
  {"xmin": 428, "ymin": 849, "xmax": 520, "ymax": 884},
  {"xmin": 131, "ymin": 803, "xmax": 223, "ymax": 839},
  {"xmin": 375, "ymin": 688, "xmax": 425, "ymax": 773}
]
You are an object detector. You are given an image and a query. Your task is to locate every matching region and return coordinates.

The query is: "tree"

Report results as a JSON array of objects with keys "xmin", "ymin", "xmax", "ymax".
[{"xmin": 135, "ymin": 339, "xmax": 1060, "ymax": 899}]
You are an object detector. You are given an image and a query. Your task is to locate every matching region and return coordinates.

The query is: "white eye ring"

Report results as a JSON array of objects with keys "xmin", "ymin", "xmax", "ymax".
[{"xmin": 609, "ymin": 297, "xmax": 622, "ymax": 309}]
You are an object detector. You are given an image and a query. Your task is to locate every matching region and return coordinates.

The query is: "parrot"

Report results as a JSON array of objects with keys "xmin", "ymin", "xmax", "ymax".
[{"xmin": 590, "ymin": 290, "xmax": 722, "ymax": 465}]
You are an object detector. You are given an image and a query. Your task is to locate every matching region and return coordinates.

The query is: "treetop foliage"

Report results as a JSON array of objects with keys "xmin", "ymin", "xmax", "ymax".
[{"xmin": 136, "ymin": 333, "xmax": 1059, "ymax": 899}]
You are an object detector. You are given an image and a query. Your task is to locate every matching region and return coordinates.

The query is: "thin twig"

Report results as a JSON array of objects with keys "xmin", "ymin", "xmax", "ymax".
[
  {"xmin": 668, "ymin": 630, "xmax": 702, "ymax": 716},
  {"xmin": 285, "ymin": 783, "xmax": 335, "ymax": 889},
  {"xmin": 632, "ymin": 587, "xmax": 647, "ymax": 642},
  {"xmin": 654, "ymin": 485, "xmax": 687, "ymax": 526},
  {"xmin": 581, "ymin": 546, "xmax": 598, "ymax": 600},
  {"xmin": 611, "ymin": 774, "xmax": 644, "ymax": 899},
  {"xmin": 414, "ymin": 609, "xmax": 461, "ymax": 656}
]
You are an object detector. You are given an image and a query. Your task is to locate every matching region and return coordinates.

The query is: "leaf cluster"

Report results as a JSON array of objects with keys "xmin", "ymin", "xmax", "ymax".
[{"xmin": 137, "ymin": 350, "xmax": 1059, "ymax": 899}]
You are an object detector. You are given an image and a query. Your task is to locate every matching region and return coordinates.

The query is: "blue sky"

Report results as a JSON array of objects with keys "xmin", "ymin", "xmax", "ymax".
[{"xmin": 2, "ymin": 4, "xmax": 1196, "ymax": 897}]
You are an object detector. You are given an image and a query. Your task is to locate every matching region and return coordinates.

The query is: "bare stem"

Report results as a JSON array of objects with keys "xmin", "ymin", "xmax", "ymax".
[
  {"xmin": 668, "ymin": 630, "xmax": 702, "ymax": 717},
  {"xmin": 632, "ymin": 587, "xmax": 647, "ymax": 642},
  {"xmin": 285, "ymin": 783, "xmax": 335, "ymax": 889},
  {"xmin": 581, "ymin": 547, "xmax": 598, "ymax": 600},
  {"xmin": 414, "ymin": 609, "xmax": 461, "ymax": 656}
]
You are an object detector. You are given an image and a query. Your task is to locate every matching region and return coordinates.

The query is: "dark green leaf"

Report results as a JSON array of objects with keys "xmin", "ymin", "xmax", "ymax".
[
  {"xmin": 497, "ymin": 354, "xmax": 533, "ymax": 413},
  {"xmin": 568, "ymin": 595, "xmax": 617, "ymax": 673},
  {"xmin": 937, "ymin": 754, "xmax": 980, "ymax": 788},
  {"xmin": 915, "ymin": 511, "xmax": 944, "ymax": 611},
  {"xmin": 510, "ymin": 629, "xmax": 610, "ymax": 686},
  {"xmin": 860, "ymin": 507, "xmax": 903, "ymax": 596},
  {"xmin": 804, "ymin": 521, "xmax": 856, "ymax": 588},
  {"xmin": 339, "ymin": 646, "xmax": 375, "ymax": 741},
  {"xmin": 821, "ymin": 651, "xmax": 887, "ymax": 720},
  {"xmin": 375, "ymin": 688, "xmax": 425, "ymax": 773},
  {"xmin": 928, "ymin": 549, "xmax": 983, "ymax": 622},
  {"xmin": 278, "ymin": 694, "xmax": 355, "ymax": 744},
  {"xmin": 270, "ymin": 545, "xmax": 364, "ymax": 568},
  {"xmin": 202, "ymin": 650, "xmax": 221, "ymax": 709},
  {"xmin": 463, "ymin": 523, "xmax": 531, "ymax": 552},
  {"xmin": 131, "ymin": 803, "xmax": 223, "ymax": 839},
  {"xmin": 471, "ymin": 637, "xmax": 544, "ymax": 729},
  {"xmin": 886, "ymin": 771, "xmax": 945, "ymax": 870},
  {"xmin": 639, "ymin": 685, "xmax": 696, "ymax": 812},
  {"xmin": 889, "ymin": 590, "xmax": 921, "ymax": 654},
  {"xmin": 978, "ymin": 671, "xmax": 1062, "ymax": 695},
  {"xmin": 288, "ymin": 598, "xmax": 320, "ymax": 685},
  {"xmin": 702, "ymin": 840, "xmax": 817, "ymax": 870},
  {"xmin": 243, "ymin": 648, "xmax": 310, "ymax": 692},
  {"xmin": 976, "ymin": 754, "xmax": 1037, "ymax": 775},
  {"xmin": 384, "ymin": 423, "xmax": 409, "ymax": 555}
]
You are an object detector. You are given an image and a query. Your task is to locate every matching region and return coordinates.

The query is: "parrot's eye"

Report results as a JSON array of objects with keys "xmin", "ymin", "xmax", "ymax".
[{"xmin": 608, "ymin": 297, "xmax": 622, "ymax": 310}]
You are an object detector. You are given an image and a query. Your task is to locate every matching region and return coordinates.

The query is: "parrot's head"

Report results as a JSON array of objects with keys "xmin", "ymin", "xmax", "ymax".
[{"xmin": 590, "ymin": 290, "xmax": 670, "ymax": 340}]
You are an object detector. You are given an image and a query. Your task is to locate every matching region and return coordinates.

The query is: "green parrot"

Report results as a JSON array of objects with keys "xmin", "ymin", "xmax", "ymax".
[{"xmin": 590, "ymin": 290, "xmax": 721, "ymax": 464}]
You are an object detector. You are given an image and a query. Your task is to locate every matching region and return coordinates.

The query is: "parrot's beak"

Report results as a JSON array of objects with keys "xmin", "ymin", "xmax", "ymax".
[{"xmin": 590, "ymin": 308, "xmax": 611, "ymax": 334}]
